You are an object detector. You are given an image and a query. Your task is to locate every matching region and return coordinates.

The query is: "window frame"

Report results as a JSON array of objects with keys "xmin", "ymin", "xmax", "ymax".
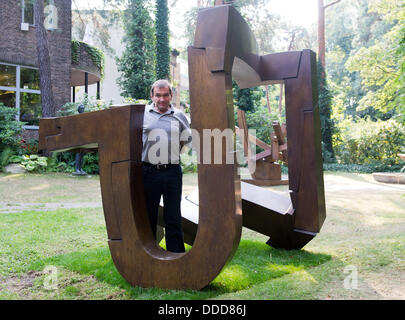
[
  {"xmin": 21, "ymin": 0, "xmax": 35, "ymax": 27},
  {"xmin": 0, "ymin": 62, "xmax": 41, "ymax": 129}
]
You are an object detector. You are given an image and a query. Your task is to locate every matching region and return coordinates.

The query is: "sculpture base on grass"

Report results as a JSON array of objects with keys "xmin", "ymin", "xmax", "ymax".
[
  {"xmin": 373, "ymin": 172, "xmax": 405, "ymax": 184},
  {"xmin": 241, "ymin": 179, "xmax": 289, "ymax": 186},
  {"xmin": 72, "ymin": 171, "xmax": 87, "ymax": 176}
]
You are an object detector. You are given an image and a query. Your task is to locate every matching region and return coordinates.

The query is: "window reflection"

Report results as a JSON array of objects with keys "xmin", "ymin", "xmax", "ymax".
[
  {"xmin": 21, "ymin": 67, "xmax": 40, "ymax": 90},
  {"xmin": 20, "ymin": 92, "xmax": 42, "ymax": 126},
  {"xmin": 0, "ymin": 65, "xmax": 16, "ymax": 87},
  {"xmin": 23, "ymin": 0, "xmax": 34, "ymax": 25},
  {"xmin": 0, "ymin": 90, "xmax": 16, "ymax": 108}
]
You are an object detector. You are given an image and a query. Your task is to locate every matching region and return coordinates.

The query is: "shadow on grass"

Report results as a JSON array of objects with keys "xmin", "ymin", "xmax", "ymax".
[{"xmin": 30, "ymin": 240, "xmax": 331, "ymax": 299}]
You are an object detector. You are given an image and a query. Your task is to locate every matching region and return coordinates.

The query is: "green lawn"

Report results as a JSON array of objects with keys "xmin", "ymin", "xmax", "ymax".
[{"xmin": 0, "ymin": 171, "xmax": 404, "ymax": 300}]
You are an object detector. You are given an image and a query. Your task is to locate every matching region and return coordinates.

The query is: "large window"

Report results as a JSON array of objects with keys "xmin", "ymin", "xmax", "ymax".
[{"xmin": 0, "ymin": 62, "xmax": 41, "ymax": 127}]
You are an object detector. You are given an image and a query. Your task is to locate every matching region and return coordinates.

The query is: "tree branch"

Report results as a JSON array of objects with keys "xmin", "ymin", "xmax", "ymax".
[
  {"xmin": 324, "ymin": 0, "xmax": 341, "ymax": 9},
  {"xmin": 375, "ymin": 65, "xmax": 397, "ymax": 75}
]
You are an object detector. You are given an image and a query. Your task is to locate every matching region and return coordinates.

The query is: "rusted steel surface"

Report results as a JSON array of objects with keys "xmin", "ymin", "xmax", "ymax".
[
  {"xmin": 39, "ymin": 4, "xmax": 325, "ymax": 289},
  {"xmin": 177, "ymin": 5, "xmax": 325, "ymax": 250},
  {"xmin": 39, "ymin": 103, "xmax": 241, "ymax": 290}
]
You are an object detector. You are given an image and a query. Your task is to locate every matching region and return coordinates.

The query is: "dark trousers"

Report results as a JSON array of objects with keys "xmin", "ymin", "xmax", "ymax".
[{"xmin": 142, "ymin": 164, "xmax": 185, "ymax": 253}]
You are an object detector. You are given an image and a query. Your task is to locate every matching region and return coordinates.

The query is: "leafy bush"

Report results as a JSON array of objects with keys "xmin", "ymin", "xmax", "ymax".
[
  {"xmin": 58, "ymin": 94, "xmax": 111, "ymax": 117},
  {"xmin": 82, "ymin": 153, "xmax": 99, "ymax": 174},
  {"xmin": 0, "ymin": 147, "xmax": 14, "ymax": 168},
  {"xmin": 20, "ymin": 155, "xmax": 48, "ymax": 172},
  {"xmin": 49, "ymin": 152, "xmax": 75, "ymax": 173},
  {"xmin": 46, "ymin": 151, "xmax": 100, "ymax": 174},
  {"xmin": 7, "ymin": 154, "xmax": 48, "ymax": 173},
  {"xmin": 0, "ymin": 104, "xmax": 24, "ymax": 153},
  {"xmin": 123, "ymin": 97, "xmax": 150, "ymax": 105},
  {"xmin": 18, "ymin": 138, "xmax": 39, "ymax": 155},
  {"xmin": 324, "ymin": 163, "xmax": 403, "ymax": 173},
  {"xmin": 334, "ymin": 118, "xmax": 405, "ymax": 166}
]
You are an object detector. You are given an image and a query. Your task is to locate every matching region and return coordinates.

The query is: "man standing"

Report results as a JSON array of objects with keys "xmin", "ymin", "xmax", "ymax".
[{"xmin": 142, "ymin": 79, "xmax": 191, "ymax": 253}]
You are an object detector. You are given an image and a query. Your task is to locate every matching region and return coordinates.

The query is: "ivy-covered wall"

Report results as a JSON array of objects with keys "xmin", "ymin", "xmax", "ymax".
[{"xmin": 71, "ymin": 40, "xmax": 105, "ymax": 79}]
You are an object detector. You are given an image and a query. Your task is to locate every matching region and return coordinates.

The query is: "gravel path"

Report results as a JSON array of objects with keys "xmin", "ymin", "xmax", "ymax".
[
  {"xmin": 1, "ymin": 175, "xmax": 403, "ymax": 214},
  {"xmin": 0, "ymin": 202, "xmax": 102, "ymax": 214}
]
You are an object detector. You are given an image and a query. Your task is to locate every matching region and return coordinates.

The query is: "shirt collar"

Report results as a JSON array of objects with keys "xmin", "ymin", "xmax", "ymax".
[{"xmin": 149, "ymin": 103, "xmax": 174, "ymax": 115}]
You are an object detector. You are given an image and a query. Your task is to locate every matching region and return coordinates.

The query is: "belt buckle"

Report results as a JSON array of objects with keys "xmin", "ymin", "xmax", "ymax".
[{"xmin": 156, "ymin": 163, "xmax": 164, "ymax": 170}]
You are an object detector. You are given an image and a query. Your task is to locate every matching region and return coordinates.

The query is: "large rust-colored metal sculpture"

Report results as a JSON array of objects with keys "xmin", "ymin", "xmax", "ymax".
[
  {"xmin": 39, "ymin": 4, "xmax": 325, "ymax": 289},
  {"xmin": 163, "ymin": 4, "xmax": 325, "ymax": 251}
]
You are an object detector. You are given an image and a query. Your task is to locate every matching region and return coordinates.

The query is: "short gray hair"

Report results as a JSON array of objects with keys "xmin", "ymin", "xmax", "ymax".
[{"xmin": 150, "ymin": 79, "xmax": 173, "ymax": 97}]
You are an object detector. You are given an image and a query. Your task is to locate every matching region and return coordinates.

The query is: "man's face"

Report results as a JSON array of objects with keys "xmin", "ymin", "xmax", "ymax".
[{"xmin": 151, "ymin": 86, "xmax": 172, "ymax": 113}]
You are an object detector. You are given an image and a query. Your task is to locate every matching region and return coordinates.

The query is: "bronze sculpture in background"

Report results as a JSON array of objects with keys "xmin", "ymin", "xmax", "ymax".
[
  {"xmin": 39, "ymin": 4, "xmax": 325, "ymax": 289},
  {"xmin": 72, "ymin": 104, "xmax": 86, "ymax": 176},
  {"xmin": 236, "ymin": 109, "xmax": 288, "ymax": 186}
]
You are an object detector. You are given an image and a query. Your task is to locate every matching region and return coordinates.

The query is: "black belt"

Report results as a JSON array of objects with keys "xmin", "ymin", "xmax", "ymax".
[{"xmin": 142, "ymin": 162, "xmax": 179, "ymax": 170}]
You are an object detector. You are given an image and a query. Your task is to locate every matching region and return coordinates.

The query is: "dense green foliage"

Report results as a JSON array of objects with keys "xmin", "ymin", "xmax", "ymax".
[
  {"xmin": 116, "ymin": 0, "xmax": 155, "ymax": 100},
  {"xmin": 155, "ymin": 0, "xmax": 170, "ymax": 80},
  {"xmin": 327, "ymin": 0, "xmax": 403, "ymax": 122},
  {"xmin": 323, "ymin": 162, "xmax": 403, "ymax": 173},
  {"xmin": 323, "ymin": 0, "xmax": 405, "ymax": 166},
  {"xmin": 344, "ymin": 0, "xmax": 404, "ymax": 123},
  {"xmin": 0, "ymin": 104, "xmax": 25, "ymax": 169},
  {"xmin": 0, "ymin": 104, "xmax": 24, "ymax": 154},
  {"xmin": 232, "ymin": 81, "xmax": 262, "ymax": 113},
  {"xmin": 318, "ymin": 62, "xmax": 336, "ymax": 163},
  {"xmin": 243, "ymin": 106, "xmax": 284, "ymax": 146},
  {"xmin": 334, "ymin": 118, "xmax": 405, "ymax": 167}
]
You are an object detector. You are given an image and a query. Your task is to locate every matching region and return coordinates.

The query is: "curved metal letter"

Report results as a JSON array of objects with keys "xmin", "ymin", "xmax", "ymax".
[
  {"xmin": 39, "ymin": 4, "xmax": 325, "ymax": 290},
  {"xmin": 39, "ymin": 102, "xmax": 241, "ymax": 290}
]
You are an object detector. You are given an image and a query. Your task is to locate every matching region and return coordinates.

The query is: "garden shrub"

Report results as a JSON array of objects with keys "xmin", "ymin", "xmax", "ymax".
[
  {"xmin": 0, "ymin": 147, "xmax": 14, "ymax": 168},
  {"xmin": 82, "ymin": 153, "xmax": 100, "ymax": 174},
  {"xmin": 6, "ymin": 154, "xmax": 48, "ymax": 173},
  {"xmin": 323, "ymin": 163, "xmax": 403, "ymax": 173},
  {"xmin": 58, "ymin": 94, "xmax": 112, "ymax": 117},
  {"xmin": 18, "ymin": 138, "xmax": 39, "ymax": 155},
  {"xmin": 20, "ymin": 155, "xmax": 48, "ymax": 173},
  {"xmin": 46, "ymin": 151, "xmax": 100, "ymax": 174},
  {"xmin": 0, "ymin": 104, "xmax": 24, "ymax": 154},
  {"xmin": 334, "ymin": 118, "xmax": 405, "ymax": 167},
  {"xmin": 0, "ymin": 104, "xmax": 25, "ymax": 170}
]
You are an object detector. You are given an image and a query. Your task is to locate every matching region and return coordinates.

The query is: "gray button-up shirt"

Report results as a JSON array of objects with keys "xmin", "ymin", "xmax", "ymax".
[{"xmin": 142, "ymin": 103, "xmax": 191, "ymax": 164}]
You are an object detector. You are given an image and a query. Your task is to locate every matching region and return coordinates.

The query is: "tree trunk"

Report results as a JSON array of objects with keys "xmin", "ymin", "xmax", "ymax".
[
  {"xmin": 278, "ymin": 83, "xmax": 283, "ymax": 114},
  {"xmin": 318, "ymin": 0, "xmax": 341, "ymax": 76},
  {"xmin": 318, "ymin": 0, "xmax": 326, "ymax": 73},
  {"xmin": 265, "ymin": 85, "xmax": 271, "ymax": 113},
  {"xmin": 34, "ymin": 0, "xmax": 55, "ymax": 118}
]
